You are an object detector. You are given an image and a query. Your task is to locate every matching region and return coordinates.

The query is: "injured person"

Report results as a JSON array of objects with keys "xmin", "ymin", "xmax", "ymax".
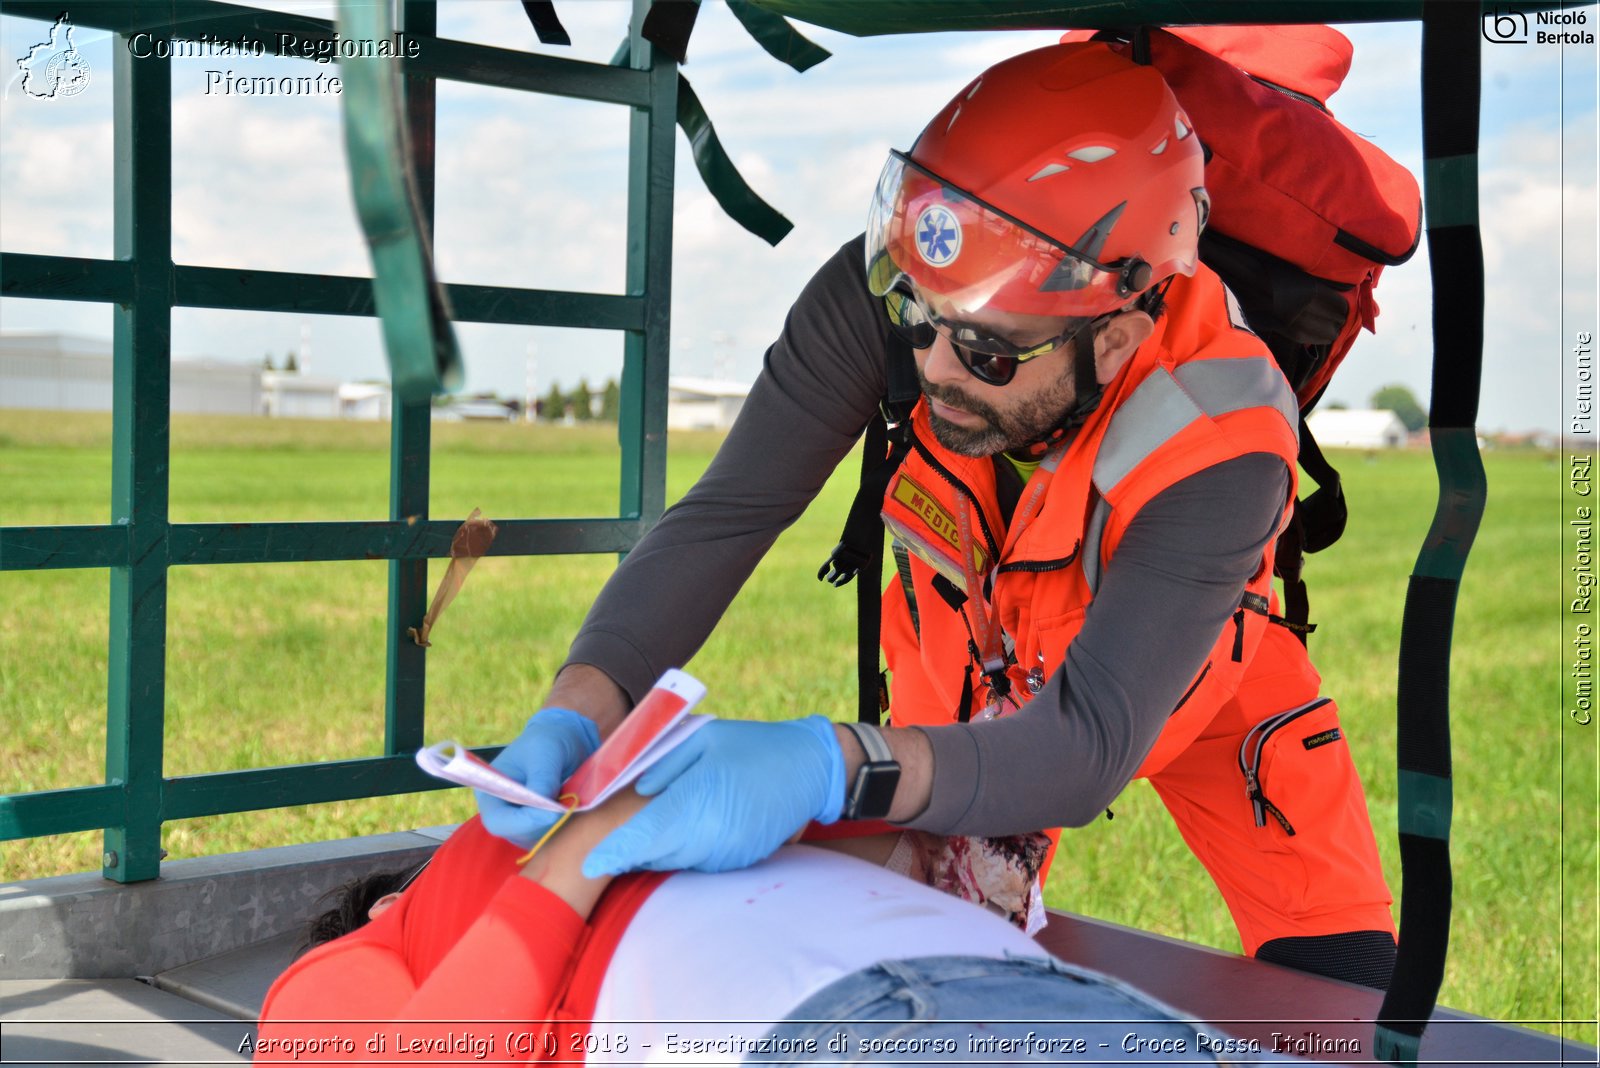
[{"xmin": 254, "ymin": 789, "xmax": 1272, "ymax": 1065}]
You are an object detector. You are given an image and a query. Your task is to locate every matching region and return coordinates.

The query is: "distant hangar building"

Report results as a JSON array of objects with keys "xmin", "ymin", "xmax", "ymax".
[{"xmin": 1, "ymin": 333, "xmax": 263, "ymax": 416}]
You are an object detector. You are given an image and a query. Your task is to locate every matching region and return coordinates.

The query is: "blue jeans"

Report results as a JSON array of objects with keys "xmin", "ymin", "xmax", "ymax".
[{"xmin": 749, "ymin": 954, "xmax": 1272, "ymax": 1064}]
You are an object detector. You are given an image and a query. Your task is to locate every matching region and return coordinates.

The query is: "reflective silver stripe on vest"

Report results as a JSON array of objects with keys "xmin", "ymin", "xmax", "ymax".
[
  {"xmin": 1093, "ymin": 357, "xmax": 1299, "ymax": 497},
  {"xmin": 1082, "ymin": 493, "xmax": 1111, "ymax": 595},
  {"xmin": 1084, "ymin": 357, "xmax": 1298, "ymax": 594}
]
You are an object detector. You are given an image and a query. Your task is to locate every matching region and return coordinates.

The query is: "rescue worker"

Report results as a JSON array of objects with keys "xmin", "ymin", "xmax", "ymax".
[{"xmin": 480, "ymin": 42, "xmax": 1398, "ymax": 987}]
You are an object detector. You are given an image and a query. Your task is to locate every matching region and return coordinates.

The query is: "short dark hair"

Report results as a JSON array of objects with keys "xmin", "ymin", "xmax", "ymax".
[{"xmin": 294, "ymin": 867, "xmax": 414, "ymax": 958}]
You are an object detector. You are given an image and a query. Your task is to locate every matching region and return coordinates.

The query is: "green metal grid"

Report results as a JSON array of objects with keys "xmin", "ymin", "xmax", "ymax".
[{"xmin": 0, "ymin": 0, "xmax": 678, "ymax": 882}]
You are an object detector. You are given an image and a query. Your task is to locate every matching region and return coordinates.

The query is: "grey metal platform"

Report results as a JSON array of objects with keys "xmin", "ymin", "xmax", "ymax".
[{"xmin": 0, "ymin": 979, "xmax": 252, "ymax": 1065}]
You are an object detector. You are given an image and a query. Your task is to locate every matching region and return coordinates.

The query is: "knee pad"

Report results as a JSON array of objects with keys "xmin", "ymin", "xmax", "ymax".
[{"xmin": 1255, "ymin": 930, "xmax": 1396, "ymax": 989}]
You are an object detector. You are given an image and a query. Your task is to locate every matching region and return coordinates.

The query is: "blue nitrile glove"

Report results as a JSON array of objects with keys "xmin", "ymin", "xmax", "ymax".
[
  {"xmin": 581, "ymin": 715, "xmax": 847, "ymax": 878},
  {"xmin": 477, "ymin": 707, "xmax": 601, "ymax": 848}
]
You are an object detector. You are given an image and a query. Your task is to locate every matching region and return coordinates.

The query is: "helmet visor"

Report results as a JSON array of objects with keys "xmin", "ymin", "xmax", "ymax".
[{"xmin": 865, "ymin": 150, "xmax": 1133, "ymax": 321}]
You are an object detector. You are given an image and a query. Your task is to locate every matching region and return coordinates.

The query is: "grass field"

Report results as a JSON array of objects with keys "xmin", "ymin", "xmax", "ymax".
[{"xmin": 1, "ymin": 408, "xmax": 1594, "ymax": 1041}]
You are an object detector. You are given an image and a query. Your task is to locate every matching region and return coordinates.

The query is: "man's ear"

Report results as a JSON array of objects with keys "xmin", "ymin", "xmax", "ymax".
[{"xmin": 1093, "ymin": 310, "xmax": 1154, "ymax": 385}]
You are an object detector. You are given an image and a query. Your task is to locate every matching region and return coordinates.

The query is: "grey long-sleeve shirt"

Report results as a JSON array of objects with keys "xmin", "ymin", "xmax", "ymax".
[{"xmin": 567, "ymin": 237, "xmax": 1289, "ymax": 835}]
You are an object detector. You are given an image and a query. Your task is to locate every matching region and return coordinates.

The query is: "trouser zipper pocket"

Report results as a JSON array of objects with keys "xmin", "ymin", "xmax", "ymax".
[{"xmin": 1238, "ymin": 697, "xmax": 1333, "ymax": 837}]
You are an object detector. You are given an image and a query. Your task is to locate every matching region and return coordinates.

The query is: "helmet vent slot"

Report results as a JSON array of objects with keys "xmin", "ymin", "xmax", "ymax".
[
  {"xmin": 1027, "ymin": 163, "xmax": 1072, "ymax": 182},
  {"xmin": 946, "ymin": 105, "xmax": 962, "ymax": 133},
  {"xmin": 1067, "ymin": 145, "xmax": 1116, "ymax": 163},
  {"xmin": 1151, "ymin": 138, "xmax": 1169, "ymax": 155}
]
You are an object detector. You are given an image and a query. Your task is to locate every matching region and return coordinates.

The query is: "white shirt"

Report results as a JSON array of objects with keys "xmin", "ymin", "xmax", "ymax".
[{"xmin": 588, "ymin": 844, "xmax": 1048, "ymax": 1064}]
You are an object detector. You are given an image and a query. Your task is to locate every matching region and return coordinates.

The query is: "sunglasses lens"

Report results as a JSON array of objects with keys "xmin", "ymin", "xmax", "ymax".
[
  {"xmin": 956, "ymin": 345, "xmax": 1017, "ymax": 386},
  {"xmin": 885, "ymin": 292, "xmax": 937, "ymax": 349}
]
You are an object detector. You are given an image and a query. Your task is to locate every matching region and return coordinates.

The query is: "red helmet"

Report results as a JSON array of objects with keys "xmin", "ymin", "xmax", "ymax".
[{"xmin": 866, "ymin": 42, "xmax": 1208, "ymax": 321}]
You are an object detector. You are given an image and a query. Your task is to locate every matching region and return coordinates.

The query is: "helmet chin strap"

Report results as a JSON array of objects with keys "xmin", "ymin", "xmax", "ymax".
[{"xmin": 1008, "ymin": 325, "xmax": 1107, "ymax": 461}]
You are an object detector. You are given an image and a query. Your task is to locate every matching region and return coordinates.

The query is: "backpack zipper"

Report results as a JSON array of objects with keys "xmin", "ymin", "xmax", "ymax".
[{"xmin": 1237, "ymin": 697, "xmax": 1332, "ymax": 836}]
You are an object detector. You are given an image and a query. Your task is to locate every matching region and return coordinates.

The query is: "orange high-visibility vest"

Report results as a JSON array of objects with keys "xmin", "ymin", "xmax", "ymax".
[{"xmin": 880, "ymin": 266, "xmax": 1302, "ymax": 778}]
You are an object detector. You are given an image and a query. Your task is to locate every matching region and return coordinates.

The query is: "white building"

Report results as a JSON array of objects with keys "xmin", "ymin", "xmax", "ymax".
[
  {"xmin": 260, "ymin": 370, "xmax": 343, "ymax": 419},
  {"xmin": 1305, "ymin": 408, "xmax": 1410, "ymax": 449},
  {"xmin": 338, "ymin": 382, "xmax": 392, "ymax": 421},
  {"xmin": 667, "ymin": 376, "xmax": 750, "ymax": 431},
  {"xmin": 1, "ymin": 333, "xmax": 261, "ymax": 416}
]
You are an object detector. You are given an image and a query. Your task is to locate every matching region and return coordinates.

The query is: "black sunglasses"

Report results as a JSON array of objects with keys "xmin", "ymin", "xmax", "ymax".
[{"xmin": 883, "ymin": 286, "xmax": 1100, "ymax": 387}]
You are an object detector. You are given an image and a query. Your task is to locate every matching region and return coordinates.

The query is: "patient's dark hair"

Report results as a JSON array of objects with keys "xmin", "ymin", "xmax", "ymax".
[{"xmin": 295, "ymin": 867, "xmax": 415, "ymax": 958}]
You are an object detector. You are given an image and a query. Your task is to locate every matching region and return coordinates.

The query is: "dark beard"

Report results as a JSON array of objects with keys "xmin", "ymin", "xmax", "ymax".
[{"xmin": 919, "ymin": 341, "xmax": 1084, "ymax": 458}]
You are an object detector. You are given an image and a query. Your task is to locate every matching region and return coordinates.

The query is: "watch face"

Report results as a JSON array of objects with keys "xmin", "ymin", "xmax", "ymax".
[{"xmin": 849, "ymin": 762, "xmax": 902, "ymax": 821}]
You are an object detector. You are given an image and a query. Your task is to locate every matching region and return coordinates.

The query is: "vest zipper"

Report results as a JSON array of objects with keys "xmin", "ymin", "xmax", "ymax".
[
  {"xmin": 996, "ymin": 542, "xmax": 1080, "ymax": 575},
  {"xmin": 1236, "ymin": 697, "xmax": 1333, "ymax": 837},
  {"xmin": 908, "ymin": 425, "xmax": 1002, "ymax": 566}
]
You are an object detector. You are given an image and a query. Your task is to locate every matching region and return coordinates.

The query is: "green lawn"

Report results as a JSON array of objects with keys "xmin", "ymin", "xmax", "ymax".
[{"xmin": 0, "ymin": 408, "xmax": 1593, "ymax": 1041}]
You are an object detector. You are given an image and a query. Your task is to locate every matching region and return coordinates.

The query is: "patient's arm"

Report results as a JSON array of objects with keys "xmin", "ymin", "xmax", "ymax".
[{"xmin": 517, "ymin": 789, "xmax": 647, "ymax": 918}]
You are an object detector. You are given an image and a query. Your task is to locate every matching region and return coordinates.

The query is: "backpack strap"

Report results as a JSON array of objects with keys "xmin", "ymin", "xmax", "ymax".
[
  {"xmin": 1273, "ymin": 415, "xmax": 1346, "ymax": 642},
  {"xmin": 818, "ymin": 334, "xmax": 919, "ymax": 725}
]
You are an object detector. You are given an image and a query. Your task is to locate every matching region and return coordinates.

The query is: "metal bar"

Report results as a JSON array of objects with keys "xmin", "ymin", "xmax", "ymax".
[
  {"xmin": 384, "ymin": 0, "xmax": 437, "ymax": 759},
  {"xmin": 0, "ymin": 785, "xmax": 123, "ymax": 842},
  {"xmin": 162, "ymin": 753, "xmax": 495, "ymax": 820},
  {"xmin": 443, "ymin": 284, "xmax": 642, "ymax": 331},
  {"xmin": 6, "ymin": 259, "xmax": 641, "ymax": 329},
  {"xmin": 0, "ymin": 253, "xmax": 136, "ymax": 304},
  {"xmin": 617, "ymin": 0, "xmax": 677, "ymax": 527},
  {"xmin": 177, "ymin": 266, "xmax": 642, "ymax": 327},
  {"xmin": 164, "ymin": 518, "xmax": 645, "ymax": 565},
  {"xmin": 0, "ymin": 526, "xmax": 129, "ymax": 571},
  {"xmin": 414, "ymin": 37, "xmax": 649, "ymax": 106},
  {"xmin": 103, "ymin": 29, "xmax": 173, "ymax": 885},
  {"xmin": 3, "ymin": 518, "xmax": 649, "ymax": 575}
]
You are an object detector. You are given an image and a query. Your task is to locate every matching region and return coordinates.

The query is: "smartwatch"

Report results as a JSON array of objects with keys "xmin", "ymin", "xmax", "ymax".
[{"xmin": 841, "ymin": 721, "xmax": 902, "ymax": 821}]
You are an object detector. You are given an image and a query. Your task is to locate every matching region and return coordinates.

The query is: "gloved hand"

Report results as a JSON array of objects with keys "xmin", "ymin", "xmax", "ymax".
[
  {"xmin": 477, "ymin": 707, "xmax": 601, "ymax": 848},
  {"xmin": 582, "ymin": 716, "xmax": 846, "ymax": 878}
]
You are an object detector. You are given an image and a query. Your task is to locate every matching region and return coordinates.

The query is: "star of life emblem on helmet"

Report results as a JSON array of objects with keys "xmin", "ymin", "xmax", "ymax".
[{"xmin": 915, "ymin": 205, "xmax": 961, "ymax": 267}]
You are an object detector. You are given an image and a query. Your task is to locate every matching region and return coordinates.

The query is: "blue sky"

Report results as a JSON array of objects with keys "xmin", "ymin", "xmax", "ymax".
[{"xmin": 1, "ymin": 2, "xmax": 1595, "ymax": 433}]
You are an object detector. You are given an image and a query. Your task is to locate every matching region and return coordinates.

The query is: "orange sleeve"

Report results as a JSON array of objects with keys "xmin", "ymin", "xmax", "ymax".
[{"xmin": 255, "ymin": 879, "xmax": 586, "ymax": 1064}]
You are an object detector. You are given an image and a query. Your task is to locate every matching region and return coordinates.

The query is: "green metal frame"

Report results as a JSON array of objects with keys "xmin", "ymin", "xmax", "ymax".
[{"xmin": 0, "ymin": 0, "xmax": 678, "ymax": 882}]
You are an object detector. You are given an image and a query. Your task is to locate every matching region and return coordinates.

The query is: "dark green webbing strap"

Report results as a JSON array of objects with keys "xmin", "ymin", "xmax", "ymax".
[
  {"xmin": 610, "ymin": 22, "xmax": 793, "ymax": 248},
  {"xmin": 640, "ymin": 0, "xmax": 701, "ymax": 63},
  {"xmin": 1374, "ymin": 4, "xmax": 1485, "ymax": 1063},
  {"xmin": 520, "ymin": 1, "xmax": 571, "ymax": 46},
  {"xmin": 612, "ymin": 2, "xmax": 807, "ymax": 246},
  {"xmin": 675, "ymin": 74, "xmax": 794, "ymax": 246},
  {"xmin": 725, "ymin": 0, "xmax": 832, "ymax": 72},
  {"xmin": 335, "ymin": 0, "xmax": 463, "ymax": 406}
]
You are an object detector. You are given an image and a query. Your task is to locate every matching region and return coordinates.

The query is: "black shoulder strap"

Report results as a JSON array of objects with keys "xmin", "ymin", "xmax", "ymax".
[
  {"xmin": 818, "ymin": 335, "xmax": 919, "ymax": 724},
  {"xmin": 1275, "ymin": 415, "xmax": 1348, "ymax": 641}
]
